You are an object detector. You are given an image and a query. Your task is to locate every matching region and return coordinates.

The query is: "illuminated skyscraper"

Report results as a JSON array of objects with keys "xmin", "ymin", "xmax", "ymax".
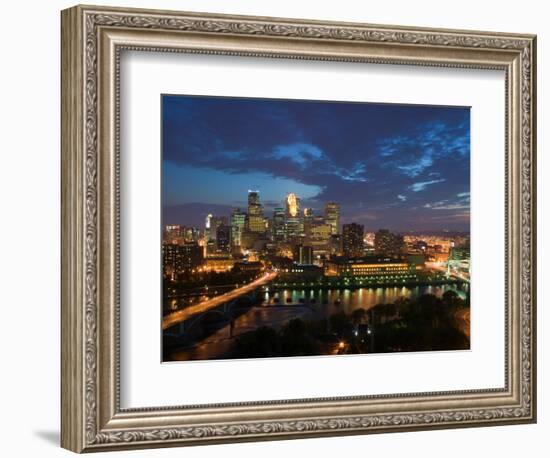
[
  {"xmin": 325, "ymin": 202, "xmax": 340, "ymax": 235},
  {"xmin": 263, "ymin": 216, "xmax": 273, "ymax": 241},
  {"xmin": 183, "ymin": 227, "xmax": 200, "ymax": 243},
  {"xmin": 216, "ymin": 225, "xmax": 231, "ymax": 254},
  {"xmin": 285, "ymin": 193, "xmax": 302, "ymax": 241},
  {"xmin": 247, "ymin": 190, "xmax": 261, "ymax": 216},
  {"xmin": 374, "ymin": 229, "xmax": 405, "ymax": 257},
  {"xmin": 303, "ymin": 207, "xmax": 314, "ymax": 236},
  {"xmin": 305, "ymin": 219, "xmax": 332, "ymax": 258},
  {"xmin": 294, "ymin": 244, "xmax": 314, "ymax": 265},
  {"xmin": 204, "ymin": 214, "xmax": 213, "ymax": 241},
  {"xmin": 272, "ymin": 207, "xmax": 286, "ymax": 243},
  {"xmin": 329, "ymin": 234, "xmax": 342, "ymax": 256},
  {"xmin": 230, "ymin": 208, "xmax": 246, "ymax": 248},
  {"xmin": 162, "ymin": 242, "xmax": 204, "ymax": 278},
  {"xmin": 343, "ymin": 223, "xmax": 364, "ymax": 258},
  {"xmin": 209, "ymin": 216, "xmax": 228, "ymax": 241},
  {"xmin": 286, "ymin": 193, "xmax": 300, "ymax": 218},
  {"xmin": 247, "ymin": 190, "xmax": 265, "ymax": 233},
  {"xmin": 164, "ymin": 224, "xmax": 184, "ymax": 244}
]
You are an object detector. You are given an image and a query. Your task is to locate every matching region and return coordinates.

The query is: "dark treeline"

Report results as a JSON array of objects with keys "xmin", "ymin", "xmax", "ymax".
[{"xmin": 230, "ymin": 291, "xmax": 470, "ymax": 359}]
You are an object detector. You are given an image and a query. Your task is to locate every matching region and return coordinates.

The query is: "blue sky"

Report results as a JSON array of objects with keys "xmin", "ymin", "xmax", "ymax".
[{"xmin": 162, "ymin": 95, "xmax": 470, "ymax": 232}]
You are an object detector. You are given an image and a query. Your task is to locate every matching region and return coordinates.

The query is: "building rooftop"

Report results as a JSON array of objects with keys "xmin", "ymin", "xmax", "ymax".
[{"xmin": 328, "ymin": 256, "xmax": 407, "ymax": 265}]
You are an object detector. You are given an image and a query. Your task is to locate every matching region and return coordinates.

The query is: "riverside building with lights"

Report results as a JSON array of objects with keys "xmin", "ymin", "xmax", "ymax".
[{"xmin": 325, "ymin": 256, "xmax": 418, "ymax": 278}]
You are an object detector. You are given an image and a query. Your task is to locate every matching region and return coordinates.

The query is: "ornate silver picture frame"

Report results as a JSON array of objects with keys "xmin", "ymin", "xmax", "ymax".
[{"xmin": 61, "ymin": 4, "xmax": 536, "ymax": 453}]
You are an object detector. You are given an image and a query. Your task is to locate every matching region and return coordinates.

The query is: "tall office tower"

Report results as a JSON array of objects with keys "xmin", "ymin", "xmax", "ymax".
[
  {"xmin": 204, "ymin": 214, "xmax": 213, "ymax": 241},
  {"xmin": 164, "ymin": 224, "xmax": 185, "ymax": 244},
  {"xmin": 264, "ymin": 217, "xmax": 272, "ymax": 238},
  {"xmin": 293, "ymin": 244, "xmax": 314, "ymax": 265},
  {"xmin": 342, "ymin": 223, "xmax": 365, "ymax": 258},
  {"xmin": 325, "ymin": 202, "xmax": 340, "ymax": 235},
  {"xmin": 162, "ymin": 242, "xmax": 204, "ymax": 277},
  {"xmin": 286, "ymin": 192, "xmax": 300, "ymax": 218},
  {"xmin": 305, "ymin": 219, "xmax": 332, "ymax": 258},
  {"xmin": 285, "ymin": 193, "xmax": 302, "ymax": 241},
  {"xmin": 183, "ymin": 227, "xmax": 200, "ymax": 243},
  {"xmin": 374, "ymin": 229, "xmax": 405, "ymax": 257},
  {"xmin": 209, "ymin": 216, "xmax": 228, "ymax": 241},
  {"xmin": 303, "ymin": 207, "xmax": 314, "ymax": 235},
  {"xmin": 329, "ymin": 234, "xmax": 342, "ymax": 256},
  {"xmin": 272, "ymin": 207, "xmax": 286, "ymax": 243},
  {"xmin": 230, "ymin": 208, "xmax": 246, "ymax": 248},
  {"xmin": 247, "ymin": 190, "xmax": 265, "ymax": 233},
  {"xmin": 216, "ymin": 225, "xmax": 231, "ymax": 254}
]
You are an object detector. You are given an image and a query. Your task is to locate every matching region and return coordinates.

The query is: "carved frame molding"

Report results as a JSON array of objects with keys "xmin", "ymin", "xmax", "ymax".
[{"xmin": 61, "ymin": 5, "xmax": 536, "ymax": 452}]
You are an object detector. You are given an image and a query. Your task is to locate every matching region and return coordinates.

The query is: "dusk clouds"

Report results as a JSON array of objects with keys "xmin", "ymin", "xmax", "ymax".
[{"xmin": 162, "ymin": 95, "xmax": 470, "ymax": 231}]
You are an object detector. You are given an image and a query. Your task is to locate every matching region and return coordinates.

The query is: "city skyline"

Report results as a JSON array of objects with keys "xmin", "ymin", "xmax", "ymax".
[
  {"xmin": 161, "ymin": 95, "xmax": 471, "ymax": 362},
  {"xmin": 162, "ymin": 95, "xmax": 470, "ymax": 231}
]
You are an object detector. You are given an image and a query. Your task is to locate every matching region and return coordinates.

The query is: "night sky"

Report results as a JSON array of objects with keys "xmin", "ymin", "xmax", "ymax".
[{"xmin": 162, "ymin": 95, "xmax": 470, "ymax": 232}]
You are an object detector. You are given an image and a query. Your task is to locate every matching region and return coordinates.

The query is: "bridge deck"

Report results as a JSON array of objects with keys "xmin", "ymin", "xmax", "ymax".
[{"xmin": 162, "ymin": 271, "xmax": 277, "ymax": 330}]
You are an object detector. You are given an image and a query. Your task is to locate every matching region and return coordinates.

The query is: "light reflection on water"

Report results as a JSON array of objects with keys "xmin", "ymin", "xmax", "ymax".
[
  {"xmin": 263, "ymin": 284, "xmax": 468, "ymax": 317},
  {"xmin": 167, "ymin": 284, "xmax": 469, "ymax": 361}
]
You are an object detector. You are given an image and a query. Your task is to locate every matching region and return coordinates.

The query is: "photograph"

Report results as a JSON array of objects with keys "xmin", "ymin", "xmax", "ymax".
[{"xmin": 161, "ymin": 95, "xmax": 471, "ymax": 362}]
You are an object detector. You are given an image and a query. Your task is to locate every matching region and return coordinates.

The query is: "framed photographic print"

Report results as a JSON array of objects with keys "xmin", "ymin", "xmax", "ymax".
[{"xmin": 61, "ymin": 4, "xmax": 537, "ymax": 453}]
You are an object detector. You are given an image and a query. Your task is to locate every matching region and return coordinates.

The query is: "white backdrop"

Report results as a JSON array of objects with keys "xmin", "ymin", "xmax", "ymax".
[{"xmin": 0, "ymin": 0, "xmax": 546, "ymax": 457}]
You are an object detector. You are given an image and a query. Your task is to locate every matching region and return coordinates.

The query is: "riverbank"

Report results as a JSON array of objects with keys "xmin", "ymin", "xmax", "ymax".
[{"xmin": 164, "ymin": 286, "xmax": 470, "ymax": 362}]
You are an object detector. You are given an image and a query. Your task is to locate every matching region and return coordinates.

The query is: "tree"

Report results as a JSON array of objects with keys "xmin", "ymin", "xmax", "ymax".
[
  {"xmin": 329, "ymin": 311, "xmax": 352, "ymax": 336},
  {"xmin": 442, "ymin": 289, "xmax": 459, "ymax": 303},
  {"xmin": 280, "ymin": 319, "xmax": 320, "ymax": 356},
  {"xmin": 234, "ymin": 326, "xmax": 280, "ymax": 358},
  {"xmin": 351, "ymin": 308, "xmax": 368, "ymax": 325}
]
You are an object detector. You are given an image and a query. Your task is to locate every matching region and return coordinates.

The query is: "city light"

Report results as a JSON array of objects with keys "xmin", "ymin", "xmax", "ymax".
[
  {"xmin": 161, "ymin": 96, "xmax": 471, "ymax": 363},
  {"xmin": 286, "ymin": 193, "xmax": 298, "ymax": 217},
  {"xmin": 162, "ymin": 189, "xmax": 470, "ymax": 360}
]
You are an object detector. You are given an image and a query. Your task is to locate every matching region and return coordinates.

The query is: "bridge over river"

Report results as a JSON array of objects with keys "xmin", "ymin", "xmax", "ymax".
[
  {"xmin": 162, "ymin": 268, "xmax": 468, "ymax": 344},
  {"xmin": 162, "ymin": 270, "xmax": 277, "ymax": 331}
]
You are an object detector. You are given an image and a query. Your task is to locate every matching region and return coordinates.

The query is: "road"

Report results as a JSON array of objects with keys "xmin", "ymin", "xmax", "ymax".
[
  {"xmin": 162, "ymin": 270, "xmax": 278, "ymax": 330},
  {"xmin": 425, "ymin": 261, "xmax": 470, "ymax": 283}
]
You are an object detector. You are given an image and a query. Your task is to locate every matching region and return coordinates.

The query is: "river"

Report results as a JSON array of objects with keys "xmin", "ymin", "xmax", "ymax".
[{"xmin": 166, "ymin": 283, "xmax": 469, "ymax": 362}]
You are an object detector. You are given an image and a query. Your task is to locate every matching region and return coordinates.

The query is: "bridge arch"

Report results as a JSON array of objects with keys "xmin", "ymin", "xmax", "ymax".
[
  {"xmin": 185, "ymin": 308, "xmax": 230, "ymax": 335},
  {"xmin": 225, "ymin": 293, "xmax": 256, "ymax": 312}
]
